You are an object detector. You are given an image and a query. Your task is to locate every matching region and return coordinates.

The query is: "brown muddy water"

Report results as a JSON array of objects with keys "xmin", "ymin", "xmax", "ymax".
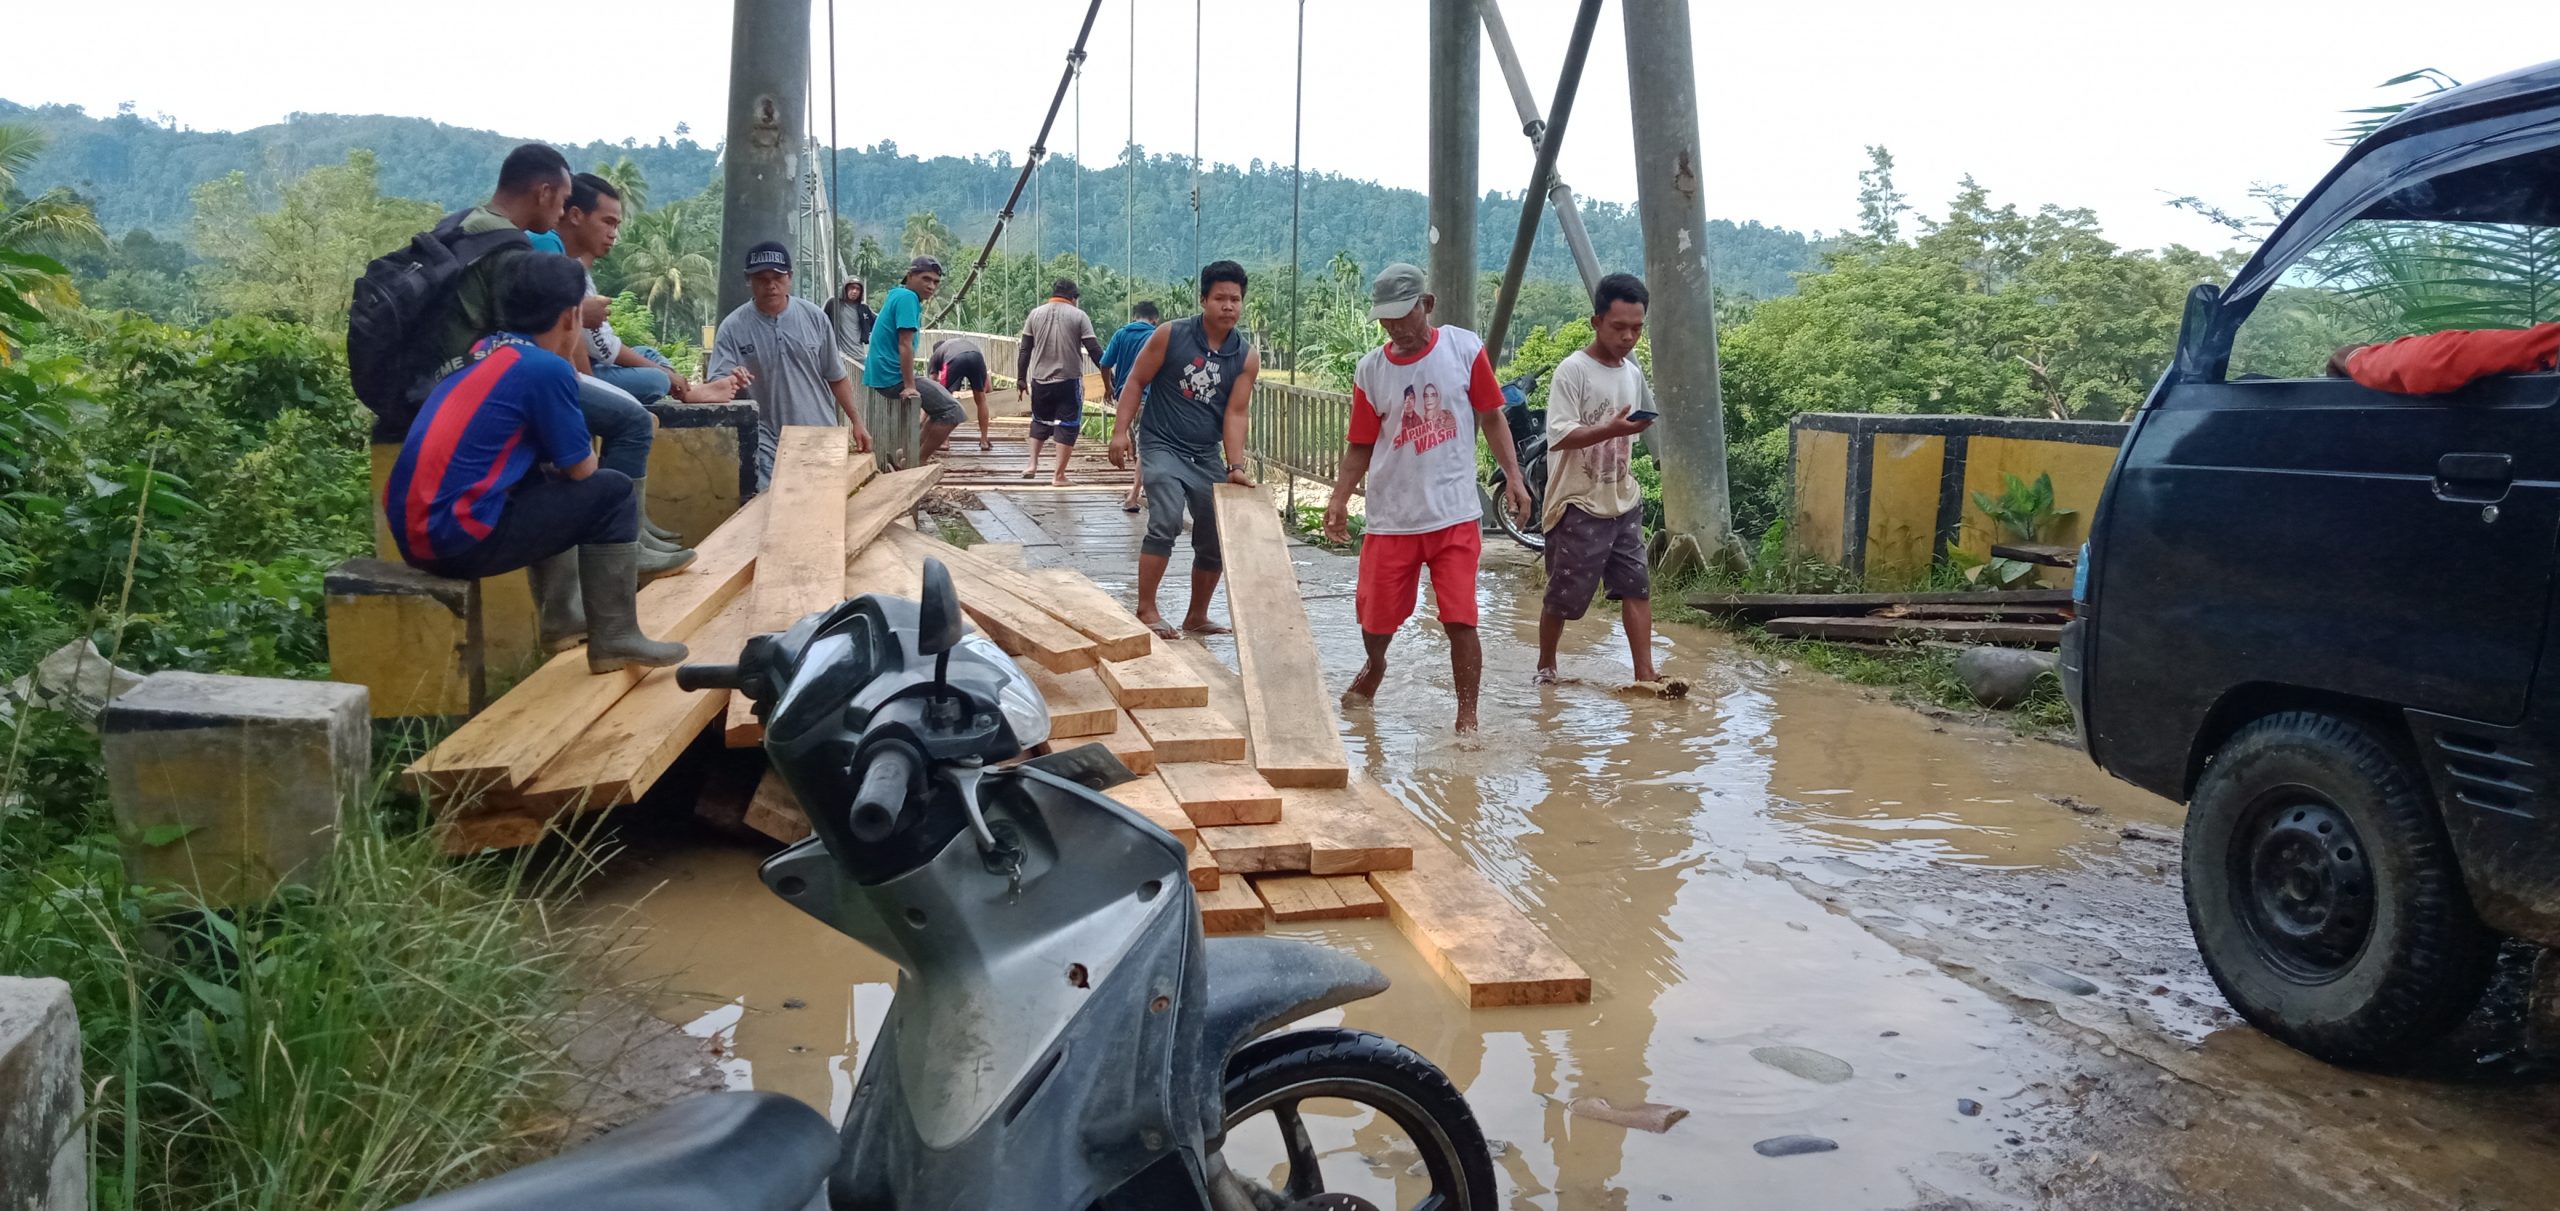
[{"xmin": 578, "ymin": 520, "xmax": 2560, "ymax": 1209}]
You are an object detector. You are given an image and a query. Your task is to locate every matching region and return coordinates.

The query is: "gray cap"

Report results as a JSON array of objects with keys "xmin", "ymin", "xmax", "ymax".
[{"xmin": 1369, "ymin": 263, "xmax": 1427, "ymax": 320}]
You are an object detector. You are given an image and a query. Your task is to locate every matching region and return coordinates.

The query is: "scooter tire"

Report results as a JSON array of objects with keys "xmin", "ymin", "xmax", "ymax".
[{"xmin": 1222, "ymin": 1027, "xmax": 1497, "ymax": 1210}]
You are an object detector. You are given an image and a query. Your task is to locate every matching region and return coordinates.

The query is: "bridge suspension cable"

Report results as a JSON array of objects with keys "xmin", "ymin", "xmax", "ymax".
[{"xmin": 926, "ymin": 0, "xmax": 1107, "ymax": 325}]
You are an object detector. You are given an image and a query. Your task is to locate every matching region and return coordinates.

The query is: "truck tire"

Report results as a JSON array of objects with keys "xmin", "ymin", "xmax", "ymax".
[{"xmin": 2183, "ymin": 710, "xmax": 2497, "ymax": 1065}]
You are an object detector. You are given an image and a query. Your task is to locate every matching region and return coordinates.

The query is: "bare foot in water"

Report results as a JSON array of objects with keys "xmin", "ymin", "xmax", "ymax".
[
  {"xmin": 1341, "ymin": 659, "xmax": 1385, "ymax": 708},
  {"xmin": 1454, "ymin": 706, "xmax": 1480, "ymax": 735},
  {"xmin": 1181, "ymin": 615, "xmax": 1230, "ymax": 636},
  {"xmin": 1135, "ymin": 610, "xmax": 1182, "ymax": 641}
]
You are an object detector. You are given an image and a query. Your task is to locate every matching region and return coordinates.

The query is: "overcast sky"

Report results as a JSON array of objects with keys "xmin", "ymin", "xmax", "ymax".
[{"xmin": 10, "ymin": 1, "xmax": 2547, "ymax": 253}]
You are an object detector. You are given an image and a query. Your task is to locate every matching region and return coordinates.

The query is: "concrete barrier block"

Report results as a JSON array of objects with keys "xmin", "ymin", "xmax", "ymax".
[
  {"xmin": 102, "ymin": 672, "xmax": 370, "ymax": 906},
  {"xmin": 374, "ymin": 443, "xmax": 542, "ymax": 682},
  {"xmin": 0, "ymin": 976, "xmax": 84, "ymax": 1211},
  {"xmin": 325, "ymin": 558, "xmax": 484, "ymax": 719}
]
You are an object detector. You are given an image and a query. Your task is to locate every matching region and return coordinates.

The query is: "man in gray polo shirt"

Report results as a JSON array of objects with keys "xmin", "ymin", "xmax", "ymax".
[{"xmin": 707, "ymin": 241, "xmax": 873, "ymax": 488}]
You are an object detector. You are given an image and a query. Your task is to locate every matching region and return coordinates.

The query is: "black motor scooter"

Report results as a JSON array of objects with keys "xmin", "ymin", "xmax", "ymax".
[
  {"xmin": 1485, "ymin": 371, "xmax": 1549, "ymax": 552},
  {"xmin": 397, "ymin": 560, "xmax": 1495, "ymax": 1211}
]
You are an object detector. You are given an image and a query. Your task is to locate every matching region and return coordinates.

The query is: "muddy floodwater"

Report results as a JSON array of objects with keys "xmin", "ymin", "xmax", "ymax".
[{"xmin": 581, "ymin": 510, "xmax": 2560, "ymax": 1209}]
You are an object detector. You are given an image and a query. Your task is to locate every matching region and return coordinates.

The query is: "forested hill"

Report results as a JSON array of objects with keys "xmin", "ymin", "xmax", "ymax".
[{"xmin": 2, "ymin": 100, "xmax": 1825, "ymax": 297}]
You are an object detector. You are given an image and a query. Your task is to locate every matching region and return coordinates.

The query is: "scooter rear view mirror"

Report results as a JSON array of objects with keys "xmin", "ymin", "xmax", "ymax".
[{"xmin": 917, "ymin": 558, "xmax": 965, "ymax": 661}]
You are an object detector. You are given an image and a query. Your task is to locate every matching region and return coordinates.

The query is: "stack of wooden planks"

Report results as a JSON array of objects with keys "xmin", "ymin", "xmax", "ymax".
[
  {"xmin": 1687, "ymin": 588, "xmax": 2073, "ymax": 648},
  {"xmin": 407, "ymin": 430, "xmax": 939, "ymax": 853}
]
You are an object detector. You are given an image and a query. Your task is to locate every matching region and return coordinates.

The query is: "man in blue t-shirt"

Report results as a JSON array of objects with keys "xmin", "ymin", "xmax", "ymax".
[
  {"xmin": 860, "ymin": 256, "xmax": 952, "ymax": 467},
  {"xmin": 386, "ymin": 253, "xmax": 687, "ymax": 673},
  {"xmin": 1096, "ymin": 300, "xmax": 1161, "ymax": 512}
]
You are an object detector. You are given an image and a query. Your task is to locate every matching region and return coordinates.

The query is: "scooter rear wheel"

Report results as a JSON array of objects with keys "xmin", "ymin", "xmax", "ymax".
[{"xmin": 1218, "ymin": 1027, "xmax": 1496, "ymax": 1211}]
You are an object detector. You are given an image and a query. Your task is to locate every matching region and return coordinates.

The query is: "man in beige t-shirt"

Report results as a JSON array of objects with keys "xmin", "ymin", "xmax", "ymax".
[
  {"xmin": 1538, "ymin": 274, "xmax": 1660, "ymax": 685},
  {"xmin": 1016, "ymin": 278, "xmax": 1107, "ymax": 484}
]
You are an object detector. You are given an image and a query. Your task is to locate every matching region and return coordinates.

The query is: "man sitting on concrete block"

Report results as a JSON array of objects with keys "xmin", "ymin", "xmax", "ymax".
[{"xmin": 384, "ymin": 253, "xmax": 687, "ymax": 673}]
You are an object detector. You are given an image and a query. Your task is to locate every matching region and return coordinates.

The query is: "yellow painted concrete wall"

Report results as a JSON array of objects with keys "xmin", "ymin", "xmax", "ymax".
[
  {"xmin": 1790, "ymin": 429, "xmax": 1850, "ymax": 565},
  {"xmin": 1955, "ymin": 436, "xmax": 2118, "ymax": 557},
  {"xmin": 327, "ymin": 590, "xmax": 475, "ymax": 718},
  {"xmin": 1863, "ymin": 433, "xmax": 1945, "ymax": 582},
  {"xmin": 646, "ymin": 425, "xmax": 745, "ymax": 548}
]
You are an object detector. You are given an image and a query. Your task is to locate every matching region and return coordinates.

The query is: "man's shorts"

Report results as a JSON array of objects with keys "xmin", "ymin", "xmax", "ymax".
[
  {"xmin": 1029, "ymin": 379, "xmax": 1084, "ymax": 445},
  {"xmin": 1356, "ymin": 520, "xmax": 1481, "ymax": 634},
  {"xmin": 1140, "ymin": 441, "xmax": 1222, "ymax": 569},
  {"xmin": 1541, "ymin": 504, "xmax": 1650, "ymax": 620},
  {"xmin": 938, "ymin": 351, "xmax": 989, "ymax": 394},
  {"xmin": 917, "ymin": 379, "xmax": 966, "ymax": 425}
]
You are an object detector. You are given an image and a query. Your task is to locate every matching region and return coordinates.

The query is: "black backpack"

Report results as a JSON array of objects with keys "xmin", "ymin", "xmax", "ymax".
[{"xmin": 348, "ymin": 210, "xmax": 528, "ymax": 427}]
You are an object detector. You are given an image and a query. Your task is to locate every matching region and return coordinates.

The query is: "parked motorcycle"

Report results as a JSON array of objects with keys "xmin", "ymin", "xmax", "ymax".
[
  {"xmin": 396, "ymin": 559, "xmax": 1495, "ymax": 1211},
  {"xmin": 1486, "ymin": 371, "xmax": 1549, "ymax": 551}
]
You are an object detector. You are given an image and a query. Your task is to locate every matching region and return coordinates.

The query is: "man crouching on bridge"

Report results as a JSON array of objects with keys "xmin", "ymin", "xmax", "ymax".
[{"xmin": 386, "ymin": 253, "xmax": 688, "ymax": 673}]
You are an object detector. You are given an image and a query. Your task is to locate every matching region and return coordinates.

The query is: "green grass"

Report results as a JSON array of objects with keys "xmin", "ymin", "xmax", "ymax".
[
  {"xmin": 1740, "ymin": 630, "xmax": 2075, "ymax": 738},
  {"xmin": 0, "ymin": 774, "xmax": 619, "ymax": 1210}
]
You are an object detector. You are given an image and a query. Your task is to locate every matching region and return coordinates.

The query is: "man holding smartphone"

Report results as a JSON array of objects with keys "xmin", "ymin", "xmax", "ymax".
[{"xmin": 1536, "ymin": 273, "xmax": 1661, "ymax": 686}]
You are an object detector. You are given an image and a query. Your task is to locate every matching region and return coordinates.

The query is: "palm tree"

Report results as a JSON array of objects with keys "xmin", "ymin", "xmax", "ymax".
[
  {"xmin": 0, "ymin": 123, "xmax": 104, "ymax": 338},
  {"xmin": 619, "ymin": 199, "xmax": 718, "ymax": 336},
  {"xmin": 900, "ymin": 211, "xmax": 953, "ymax": 260},
  {"xmin": 592, "ymin": 155, "xmax": 650, "ymax": 213}
]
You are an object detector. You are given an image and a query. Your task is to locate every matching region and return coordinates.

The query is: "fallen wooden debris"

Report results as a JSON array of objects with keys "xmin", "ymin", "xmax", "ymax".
[
  {"xmin": 1878, "ymin": 603, "xmax": 2071, "ymax": 622},
  {"xmin": 1686, "ymin": 588, "xmax": 2071, "ymax": 624},
  {"xmin": 1096, "ymin": 647, "xmax": 1211, "ymax": 709},
  {"xmin": 1762, "ymin": 616, "xmax": 2064, "ymax": 648},
  {"xmin": 1253, "ymin": 874, "xmax": 1388, "ymax": 922},
  {"xmin": 1158, "ymin": 761, "xmax": 1281, "ymax": 826},
  {"xmin": 1026, "ymin": 664, "xmax": 1119, "ymax": 738},
  {"xmin": 406, "ymin": 495, "xmax": 768, "ymax": 801},
  {"xmin": 743, "ymin": 770, "xmax": 811, "ymax": 844},
  {"xmin": 1212, "ymin": 485, "xmax": 1351, "ymax": 788},
  {"xmin": 725, "ymin": 428, "xmax": 851, "ymax": 746}
]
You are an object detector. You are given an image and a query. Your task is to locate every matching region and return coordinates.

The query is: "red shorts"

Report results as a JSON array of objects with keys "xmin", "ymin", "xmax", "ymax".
[{"xmin": 1355, "ymin": 521, "xmax": 1481, "ymax": 634}]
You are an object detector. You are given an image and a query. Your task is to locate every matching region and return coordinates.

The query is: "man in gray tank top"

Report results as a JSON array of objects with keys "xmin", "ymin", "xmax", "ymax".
[{"xmin": 1107, "ymin": 260, "xmax": 1261, "ymax": 638}]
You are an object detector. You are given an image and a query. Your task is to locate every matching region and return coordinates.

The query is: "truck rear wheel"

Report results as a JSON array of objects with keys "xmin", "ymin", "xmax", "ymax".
[{"xmin": 2183, "ymin": 710, "xmax": 2496, "ymax": 1065}]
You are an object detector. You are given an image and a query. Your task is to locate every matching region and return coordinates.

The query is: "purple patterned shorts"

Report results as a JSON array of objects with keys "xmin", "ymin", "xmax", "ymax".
[{"xmin": 1541, "ymin": 504, "xmax": 1649, "ymax": 619}]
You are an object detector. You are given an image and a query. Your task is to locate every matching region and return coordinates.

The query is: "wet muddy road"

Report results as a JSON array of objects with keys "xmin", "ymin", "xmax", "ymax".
[{"xmin": 581, "ymin": 504, "xmax": 2560, "ymax": 1209}]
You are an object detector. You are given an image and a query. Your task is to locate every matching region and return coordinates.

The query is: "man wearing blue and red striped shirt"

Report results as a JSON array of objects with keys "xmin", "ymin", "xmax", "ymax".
[{"xmin": 388, "ymin": 253, "xmax": 686, "ymax": 673}]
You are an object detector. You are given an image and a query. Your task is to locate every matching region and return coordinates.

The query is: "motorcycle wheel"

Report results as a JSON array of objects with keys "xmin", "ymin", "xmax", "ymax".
[
  {"xmin": 1218, "ymin": 1027, "xmax": 1496, "ymax": 1211},
  {"xmin": 1489, "ymin": 446, "xmax": 1548, "ymax": 553}
]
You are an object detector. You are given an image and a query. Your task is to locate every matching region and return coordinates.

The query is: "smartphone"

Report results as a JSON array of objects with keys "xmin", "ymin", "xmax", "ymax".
[{"xmin": 1628, "ymin": 409, "xmax": 1659, "ymax": 423}]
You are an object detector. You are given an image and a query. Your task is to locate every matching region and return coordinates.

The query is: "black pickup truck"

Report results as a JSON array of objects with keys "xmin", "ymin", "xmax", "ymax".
[{"xmin": 2066, "ymin": 61, "xmax": 2560, "ymax": 1065}]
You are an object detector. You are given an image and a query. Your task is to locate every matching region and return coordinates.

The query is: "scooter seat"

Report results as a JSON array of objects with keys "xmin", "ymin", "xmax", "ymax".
[
  {"xmin": 392, "ymin": 1091, "xmax": 837, "ymax": 1211},
  {"xmin": 1202, "ymin": 935, "xmax": 1390, "ymax": 1070}
]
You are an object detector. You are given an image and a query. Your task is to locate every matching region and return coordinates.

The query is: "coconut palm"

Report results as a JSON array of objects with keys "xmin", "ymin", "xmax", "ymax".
[
  {"xmin": 0, "ymin": 123, "xmax": 104, "ymax": 335},
  {"xmin": 592, "ymin": 154, "xmax": 650, "ymax": 213},
  {"xmin": 618, "ymin": 199, "xmax": 719, "ymax": 336},
  {"xmin": 900, "ymin": 210, "xmax": 953, "ymax": 260}
]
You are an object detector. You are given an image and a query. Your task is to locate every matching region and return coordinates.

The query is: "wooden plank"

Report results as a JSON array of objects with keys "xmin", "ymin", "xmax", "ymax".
[
  {"xmin": 1198, "ymin": 821, "xmax": 1311, "ymax": 875},
  {"xmin": 512, "ymin": 593, "xmax": 756, "ymax": 813},
  {"xmin": 1197, "ymin": 876, "xmax": 1267, "ymax": 934},
  {"xmin": 1686, "ymin": 588, "xmax": 2072, "ymax": 623},
  {"xmin": 842, "ymin": 464, "xmax": 946, "ymax": 562},
  {"xmin": 407, "ymin": 495, "xmax": 768, "ymax": 801},
  {"xmin": 882, "ymin": 529, "xmax": 1096, "ymax": 672},
  {"xmin": 1106, "ymin": 773, "xmax": 1196, "ymax": 846},
  {"xmin": 1129, "ymin": 707, "xmax": 1247, "ymax": 764},
  {"xmin": 743, "ymin": 769, "xmax": 812, "ymax": 844},
  {"xmin": 970, "ymin": 542, "xmax": 1027, "ymax": 568},
  {"xmin": 1360, "ymin": 787, "xmax": 1591, "ymax": 1008},
  {"xmin": 979, "ymin": 490, "xmax": 1061, "ymax": 549},
  {"xmin": 1185, "ymin": 837, "xmax": 1220, "ymax": 891},
  {"xmin": 909, "ymin": 531, "xmax": 1149, "ymax": 660},
  {"xmin": 1254, "ymin": 874, "xmax": 1388, "ymax": 922},
  {"xmin": 1158, "ymin": 762, "xmax": 1282, "ymax": 827},
  {"xmin": 1090, "ymin": 709, "xmax": 1158, "ymax": 775},
  {"xmin": 1026, "ymin": 664, "xmax": 1119, "ymax": 738},
  {"xmin": 1762, "ymin": 616, "xmax": 2064, "ymax": 647},
  {"xmin": 1024, "ymin": 569, "xmax": 1153, "ymax": 661},
  {"xmin": 1286, "ymin": 782, "xmax": 1414, "ymax": 875},
  {"xmin": 1096, "ymin": 647, "xmax": 1210, "ymax": 709},
  {"xmin": 1880, "ymin": 604, "xmax": 2071, "ymax": 622},
  {"xmin": 1212, "ymin": 484, "xmax": 1350, "ymax": 789},
  {"xmin": 725, "ymin": 428, "xmax": 853, "ymax": 746}
]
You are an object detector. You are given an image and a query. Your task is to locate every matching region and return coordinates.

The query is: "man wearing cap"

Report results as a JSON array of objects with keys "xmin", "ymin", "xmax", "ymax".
[
  {"xmin": 1321, "ymin": 263, "xmax": 1533, "ymax": 735},
  {"xmin": 861, "ymin": 256, "xmax": 963, "ymax": 468},
  {"xmin": 1016, "ymin": 278, "xmax": 1109, "ymax": 485},
  {"xmin": 707, "ymin": 241, "xmax": 873, "ymax": 488}
]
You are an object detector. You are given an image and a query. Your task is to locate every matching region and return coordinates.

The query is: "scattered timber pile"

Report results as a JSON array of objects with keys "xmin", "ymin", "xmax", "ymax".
[
  {"xmin": 1688, "ymin": 588, "xmax": 2074, "ymax": 648},
  {"xmin": 407, "ymin": 433, "xmax": 1588, "ymax": 1007}
]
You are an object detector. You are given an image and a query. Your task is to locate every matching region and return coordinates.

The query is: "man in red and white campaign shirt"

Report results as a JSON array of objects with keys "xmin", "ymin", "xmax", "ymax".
[{"xmin": 1323, "ymin": 263, "xmax": 1533, "ymax": 735}]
